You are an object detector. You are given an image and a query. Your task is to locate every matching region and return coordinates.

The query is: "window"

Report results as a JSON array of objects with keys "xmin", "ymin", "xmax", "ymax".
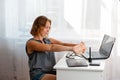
[{"xmin": 64, "ymin": 0, "xmax": 113, "ymax": 40}]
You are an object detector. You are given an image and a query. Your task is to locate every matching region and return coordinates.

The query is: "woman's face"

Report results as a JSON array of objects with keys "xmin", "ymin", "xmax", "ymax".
[{"xmin": 39, "ymin": 21, "xmax": 51, "ymax": 37}]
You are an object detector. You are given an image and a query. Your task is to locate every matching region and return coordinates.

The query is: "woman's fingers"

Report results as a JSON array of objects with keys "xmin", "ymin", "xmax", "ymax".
[
  {"xmin": 73, "ymin": 42, "xmax": 86, "ymax": 55},
  {"xmin": 81, "ymin": 42, "xmax": 86, "ymax": 53}
]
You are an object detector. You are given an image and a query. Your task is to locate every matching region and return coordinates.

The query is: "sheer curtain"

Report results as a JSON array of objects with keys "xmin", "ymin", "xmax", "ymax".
[
  {"xmin": 5, "ymin": 0, "xmax": 65, "ymax": 40},
  {"xmin": 1, "ymin": 0, "xmax": 120, "ymax": 80},
  {"xmin": 104, "ymin": 0, "xmax": 120, "ymax": 80}
]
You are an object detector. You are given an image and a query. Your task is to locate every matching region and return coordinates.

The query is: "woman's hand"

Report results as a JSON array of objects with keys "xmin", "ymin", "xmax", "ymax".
[{"xmin": 73, "ymin": 42, "xmax": 86, "ymax": 55}]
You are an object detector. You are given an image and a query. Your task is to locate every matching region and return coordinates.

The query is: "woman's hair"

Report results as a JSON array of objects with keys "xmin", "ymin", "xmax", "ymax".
[{"xmin": 30, "ymin": 16, "xmax": 51, "ymax": 36}]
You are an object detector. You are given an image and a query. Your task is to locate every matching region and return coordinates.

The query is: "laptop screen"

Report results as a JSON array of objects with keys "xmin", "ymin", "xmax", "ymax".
[{"xmin": 99, "ymin": 34, "xmax": 116, "ymax": 56}]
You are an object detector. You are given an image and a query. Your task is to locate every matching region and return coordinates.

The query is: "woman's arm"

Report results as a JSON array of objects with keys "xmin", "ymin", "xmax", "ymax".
[
  {"xmin": 27, "ymin": 40, "xmax": 73, "ymax": 55},
  {"xmin": 49, "ymin": 38, "xmax": 86, "ymax": 54},
  {"xmin": 49, "ymin": 38, "xmax": 77, "ymax": 46},
  {"xmin": 27, "ymin": 38, "xmax": 86, "ymax": 55}
]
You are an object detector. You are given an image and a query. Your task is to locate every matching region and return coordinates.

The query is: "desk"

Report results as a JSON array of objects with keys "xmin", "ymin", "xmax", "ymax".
[{"xmin": 54, "ymin": 56, "xmax": 105, "ymax": 80}]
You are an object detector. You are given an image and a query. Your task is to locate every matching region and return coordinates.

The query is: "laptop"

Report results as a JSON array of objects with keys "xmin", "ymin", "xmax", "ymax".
[{"xmin": 82, "ymin": 34, "xmax": 116, "ymax": 60}]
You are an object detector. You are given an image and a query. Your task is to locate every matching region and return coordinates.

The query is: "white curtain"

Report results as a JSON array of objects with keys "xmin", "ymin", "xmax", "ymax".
[{"xmin": 104, "ymin": 0, "xmax": 120, "ymax": 80}]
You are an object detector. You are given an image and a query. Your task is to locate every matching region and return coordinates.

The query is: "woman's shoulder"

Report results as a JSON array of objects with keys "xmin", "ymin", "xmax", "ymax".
[
  {"xmin": 26, "ymin": 38, "xmax": 34, "ymax": 45},
  {"xmin": 43, "ymin": 37, "xmax": 51, "ymax": 44},
  {"xmin": 48, "ymin": 37, "xmax": 57, "ymax": 41},
  {"xmin": 48, "ymin": 38, "xmax": 62, "ymax": 44},
  {"xmin": 45, "ymin": 37, "xmax": 56, "ymax": 42}
]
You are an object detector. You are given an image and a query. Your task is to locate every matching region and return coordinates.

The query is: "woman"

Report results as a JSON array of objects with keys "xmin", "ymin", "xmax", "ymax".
[{"xmin": 26, "ymin": 16, "xmax": 86, "ymax": 80}]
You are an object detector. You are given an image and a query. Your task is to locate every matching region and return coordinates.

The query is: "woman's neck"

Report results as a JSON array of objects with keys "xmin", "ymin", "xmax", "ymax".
[{"xmin": 34, "ymin": 35, "xmax": 44, "ymax": 41}]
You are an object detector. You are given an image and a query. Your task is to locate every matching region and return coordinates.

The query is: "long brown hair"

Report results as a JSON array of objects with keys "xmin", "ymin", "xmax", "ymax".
[{"xmin": 30, "ymin": 16, "xmax": 51, "ymax": 36}]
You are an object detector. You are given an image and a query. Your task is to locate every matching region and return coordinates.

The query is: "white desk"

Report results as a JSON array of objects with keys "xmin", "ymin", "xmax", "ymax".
[{"xmin": 54, "ymin": 56, "xmax": 105, "ymax": 80}]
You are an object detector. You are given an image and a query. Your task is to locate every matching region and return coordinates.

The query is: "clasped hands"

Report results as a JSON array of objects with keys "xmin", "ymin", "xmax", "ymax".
[{"xmin": 73, "ymin": 42, "xmax": 86, "ymax": 56}]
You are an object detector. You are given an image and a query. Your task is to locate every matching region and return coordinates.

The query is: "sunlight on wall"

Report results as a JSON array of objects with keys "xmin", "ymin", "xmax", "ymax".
[
  {"xmin": 100, "ymin": 0, "xmax": 112, "ymax": 35},
  {"xmin": 64, "ymin": 0, "xmax": 83, "ymax": 34},
  {"xmin": 64, "ymin": 0, "xmax": 114, "ymax": 39},
  {"xmin": 117, "ymin": 2, "xmax": 120, "ymax": 56}
]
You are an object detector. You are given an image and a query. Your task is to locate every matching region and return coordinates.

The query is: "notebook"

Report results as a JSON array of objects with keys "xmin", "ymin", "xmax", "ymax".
[
  {"xmin": 66, "ymin": 58, "xmax": 88, "ymax": 67},
  {"xmin": 82, "ymin": 34, "xmax": 116, "ymax": 60}
]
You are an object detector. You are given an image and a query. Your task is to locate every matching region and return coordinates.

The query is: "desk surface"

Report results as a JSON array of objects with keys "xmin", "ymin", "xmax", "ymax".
[{"xmin": 54, "ymin": 56, "xmax": 105, "ymax": 71}]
